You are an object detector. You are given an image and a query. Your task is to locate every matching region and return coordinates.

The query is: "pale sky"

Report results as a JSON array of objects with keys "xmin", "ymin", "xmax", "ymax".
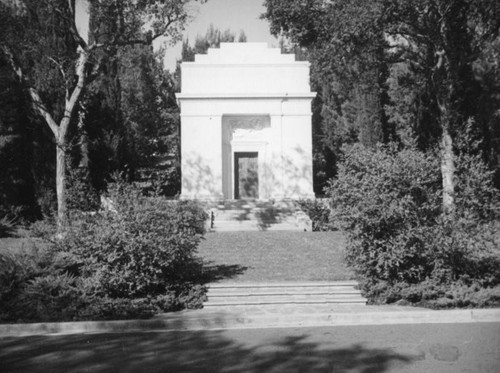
[
  {"xmin": 161, "ymin": 0, "xmax": 278, "ymax": 71},
  {"xmin": 75, "ymin": 0, "xmax": 278, "ymax": 71}
]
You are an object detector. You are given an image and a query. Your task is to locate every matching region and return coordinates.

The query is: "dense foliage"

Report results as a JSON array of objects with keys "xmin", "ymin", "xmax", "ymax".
[
  {"xmin": 265, "ymin": 0, "xmax": 500, "ymax": 309},
  {"xmin": 0, "ymin": 0, "xmax": 198, "ymax": 230},
  {"xmin": 327, "ymin": 144, "xmax": 500, "ymax": 307},
  {"xmin": 0, "ymin": 2, "xmax": 185, "ymax": 228},
  {"xmin": 0, "ymin": 181, "xmax": 208, "ymax": 322},
  {"xmin": 173, "ymin": 24, "xmax": 247, "ymax": 91},
  {"xmin": 1, "ymin": 0, "xmax": 499, "ymax": 316},
  {"xmin": 264, "ymin": 0, "xmax": 500, "ymax": 193},
  {"xmin": 296, "ymin": 199, "xmax": 334, "ymax": 232}
]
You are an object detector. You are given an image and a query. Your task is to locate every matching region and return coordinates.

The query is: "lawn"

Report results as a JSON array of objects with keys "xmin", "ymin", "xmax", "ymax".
[
  {"xmin": 0, "ymin": 231, "xmax": 47, "ymax": 255},
  {"xmin": 197, "ymin": 231, "xmax": 355, "ymax": 283},
  {"xmin": 0, "ymin": 230, "xmax": 355, "ymax": 283}
]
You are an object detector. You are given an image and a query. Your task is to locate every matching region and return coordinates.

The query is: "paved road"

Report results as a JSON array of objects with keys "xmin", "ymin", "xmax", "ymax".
[{"xmin": 1, "ymin": 322, "xmax": 499, "ymax": 372}]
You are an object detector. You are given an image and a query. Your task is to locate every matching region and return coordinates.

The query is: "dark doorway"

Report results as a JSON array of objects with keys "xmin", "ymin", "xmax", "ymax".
[{"xmin": 234, "ymin": 152, "xmax": 259, "ymax": 199}]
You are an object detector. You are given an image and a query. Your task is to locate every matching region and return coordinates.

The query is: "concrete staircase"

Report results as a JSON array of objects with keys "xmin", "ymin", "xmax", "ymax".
[
  {"xmin": 204, "ymin": 281, "xmax": 367, "ymax": 308},
  {"xmin": 205, "ymin": 200, "xmax": 312, "ymax": 232}
]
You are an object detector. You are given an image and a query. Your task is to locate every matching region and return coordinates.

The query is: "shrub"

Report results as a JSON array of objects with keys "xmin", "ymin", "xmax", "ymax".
[
  {"xmin": 327, "ymin": 143, "xmax": 441, "ymax": 283},
  {"xmin": 455, "ymin": 151, "xmax": 500, "ymax": 221},
  {"xmin": 327, "ymin": 143, "xmax": 500, "ymax": 308},
  {"xmin": 30, "ymin": 217, "xmax": 57, "ymax": 239},
  {"xmin": 20, "ymin": 272, "xmax": 83, "ymax": 322},
  {"xmin": 66, "ymin": 168, "xmax": 100, "ymax": 213},
  {"xmin": 77, "ymin": 295, "xmax": 163, "ymax": 320},
  {"xmin": 36, "ymin": 183, "xmax": 57, "ymax": 218},
  {"xmin": 149, "ymin": 165, "xmax": 181, "ymax": 197},
  {"xmin": 1, "ymin": 180, "xmax": 208, "ymax": 322},
  {"xmin": 55, "ymin": 179, "xmax": 208, "ymax": 305},
  {"xmin": 0, "ymin": 252, "xmax": 27, "ymax": 320},
  {"xmin": 56, "ymin": 181, "xmax": 208, "ymax": 299},
  {"xmin": 0, "ymin": 205, "xmax": 24, "ymax": 237},
  {"xmin": 454, "ymin": 119, "xmax": 500, "ymax": 221},
  {"xmin": 297, "ymin": 199, "xmax": 335, "ymax": 231},
  {"xmin": 0, "ymin": 245, "xmax": 51, "ymax": 322},
  {"xmin": 376, "ymin": 281, "xmax": 500, "ymax": 309},
  {"xmin": 0, "ymin": 216, "xmax": 16, "ymax": 238}
]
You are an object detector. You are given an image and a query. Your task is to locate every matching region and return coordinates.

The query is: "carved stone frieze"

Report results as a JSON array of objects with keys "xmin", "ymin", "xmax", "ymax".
[
  {"xmin": 228, "ymin": 117, "xmax": 269, "ymax": 131},
  {"xmin": 224, "ymin": 116, "xmax": 270, "ymax": 141}
]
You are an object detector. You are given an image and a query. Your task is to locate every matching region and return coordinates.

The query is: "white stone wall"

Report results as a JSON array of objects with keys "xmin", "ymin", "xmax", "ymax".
[{"xmin": 178, "ymin": 43, "xmax": 315, "ymax": 200}]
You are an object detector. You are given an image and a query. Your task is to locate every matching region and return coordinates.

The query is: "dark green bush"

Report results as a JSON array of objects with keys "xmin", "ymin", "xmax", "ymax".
[
  {"xmin": 297, "ymin": 199, "xmax": 335, "ymax": 231},
  {"xmin": 0, "ymin": 215, "xmax": 16, "ymax": 238},
  {"xmin": 1, "ymin": 180, "xmax": 208, "ymax": 322},
  {"xmin": 455, "ymin": 151, "xmax": 500, "ymax": 221},
  {"xmin": 57, "ymin": 180, "xmax": 208, "ymax": 308},
  {"xmin": 30, "ymin": 217, "xmax": 57, "ymax": 239},
  {"xmin": 327, "ymin": 144, "xmax": 441, "ymax": 283},
  {"xmin": 327, "ymin": 143, "xmax": 500, "ymax": 308},
  {"xmin": 56, "ymin": 181, "xmax": 207, "ymax": 298},
  {"xmin": 66, "ymin": 168, "xmax": 100, "ymax": 213},
  {"xmin": 0, "ymin": 205, "xmax": 25, "ymax": 237},
  {"xmin": 0, "ymin": 245, "xmax": 51, "ymax": 321},
  {"xmin": 20, "ymin": 272, "xmax": 83, "ymax": 321},
  {"xmin": 0, "ymin": 252, "xmax": 26, "ymax": 320}
]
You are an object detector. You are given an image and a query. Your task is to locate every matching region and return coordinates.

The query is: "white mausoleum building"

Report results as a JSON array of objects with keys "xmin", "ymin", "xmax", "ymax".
[{"xmin": 177, "ymin": 43, "xmax": 316, "ymax": 200}]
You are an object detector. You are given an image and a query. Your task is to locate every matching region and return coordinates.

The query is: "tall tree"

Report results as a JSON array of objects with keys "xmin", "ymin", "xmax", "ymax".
[
  {"xmin": 0, "ymin": 52, "xmax": 40, "ymax": 219},
  {"xmin": 0, "ymin": 0, "xmax": 201, "ymax": 230},
  {"xmin": 179, "ymin": 24, "xmax": 246, "ymax": 62},
  {"xmin": 70, "ymin": 39, "xmax": 181, "ymax": 199},
  {"xmin": 174, "ymin": 24, "xmax": 246, "ymax": 88},
  {"xmin": 383, "ymin": 0, "xmax": 500, "ymax": 214},
  {"xmin": 264, "ymin": 0, "xmax": 393, "ymax": 150},
  {"xmin": 264, "ymin": 0, "xmax": 500, "ymax": 213}
]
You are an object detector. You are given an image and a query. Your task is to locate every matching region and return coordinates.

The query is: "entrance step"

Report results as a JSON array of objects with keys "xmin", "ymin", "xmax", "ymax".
[
  {"xmin": 210, "ymin": 220, "xmax": 306, "ymax": 232},
  {"xmin": 204, "ymin": 281, "xmax": 367, "ymax": 308},
  {"xmin": 204, "ymin": 200, "xmax": 312, "ymax": 232}
]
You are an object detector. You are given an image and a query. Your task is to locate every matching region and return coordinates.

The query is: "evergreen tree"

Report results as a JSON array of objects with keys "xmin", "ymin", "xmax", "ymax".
[
  {"xmin": 264, "ymin": 0, "xmax": 500, "ymax": 211},
  {"xmin": 0, "ymin": 0, "xmax": 200, "ymax": 230}
]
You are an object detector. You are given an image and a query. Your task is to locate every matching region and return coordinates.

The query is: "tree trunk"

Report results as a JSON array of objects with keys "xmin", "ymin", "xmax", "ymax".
[
  {"xmin": 56, "ymin": 142, "xmax": 68, "ymax": 230},
  {"xmin": 55, "ymin": 48, "xmax": 87, "ymax": 232},
  {"xmin": 78, "ymin": 107, "xmax": 90, "ymax": 168},
  {"xmin": 440, "ymin": 124, "xmax": 455, "ymax": 216},
  {"xmin": 434, "ymin": 39, "xmax": 456, "ymax": 216}
]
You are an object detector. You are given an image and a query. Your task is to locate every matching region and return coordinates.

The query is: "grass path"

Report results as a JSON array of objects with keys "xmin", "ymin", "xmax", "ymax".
[{"xmin": 197, "ymin": 231, "xmax": 355, "ymax": 283}]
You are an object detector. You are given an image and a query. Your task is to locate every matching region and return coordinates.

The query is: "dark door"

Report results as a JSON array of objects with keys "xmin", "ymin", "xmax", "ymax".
[{"xmin": 234, "ymin": 152, "xmax": 258, "ymax": 199}]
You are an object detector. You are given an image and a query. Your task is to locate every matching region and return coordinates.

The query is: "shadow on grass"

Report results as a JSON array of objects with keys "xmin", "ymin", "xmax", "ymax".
[
  {"xmin": 0, "ymin": 331, "xmax": 414, "ymax": 373},
  {"xmin": 198, "ymin": 261, "xmax": 249, "ymax": 283}
]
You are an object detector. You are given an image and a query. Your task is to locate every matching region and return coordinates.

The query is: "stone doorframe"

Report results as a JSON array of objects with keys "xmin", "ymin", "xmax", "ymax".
[{"xmin": 222, "ymin": 115, "xmax": 270, "ymax": 200}]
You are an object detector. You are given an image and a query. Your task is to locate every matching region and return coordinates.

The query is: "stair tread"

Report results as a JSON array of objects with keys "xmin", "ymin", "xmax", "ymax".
[
  {"xmin": 204, "ymin": 282, "xmax": 367, "ymax": 307},
  {"xmin": 205, "ymin": 200, "xmax": 311, "ymax": 232},
  {"xmin": 204, "ymin": 299, "xmax": 367, "ymax": 306},
  {"xmin": 208, "ymin": 290, "xmax": 361, "ymax": 295},
  {"xmin": 208, "ymin": 281, "xmax": 359, "ymax": 288},
  {"xmin": 208, "ymin": 294, "xmax": 364, "ymax": 300}
]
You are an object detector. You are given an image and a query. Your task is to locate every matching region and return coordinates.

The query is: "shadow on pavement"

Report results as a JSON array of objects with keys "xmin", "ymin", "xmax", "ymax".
[{"xmin": 0, "ymin": 331, "xmax": 413, "ymax": 372}]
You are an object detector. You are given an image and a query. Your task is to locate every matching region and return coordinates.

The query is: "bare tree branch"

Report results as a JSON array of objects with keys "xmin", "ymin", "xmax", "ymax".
[
  {"xmin": 28, "ymin": 88, "xmax": 61, "ymax": 138},
  {"xmin": 1, "ymin": 45, "xmax": 60, "ymax": 137},
  {"xmin": 62, "ymin": 48, "xmax": 88, "ymax": 125},
  {"xmin": 47, "ymin": 56, "xmax": 70, "ymax": 103}
]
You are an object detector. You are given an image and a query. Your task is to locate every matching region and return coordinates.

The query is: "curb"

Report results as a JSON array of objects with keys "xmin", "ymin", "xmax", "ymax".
[{"xmin": 1, "ymin": 307, "xmax": 500, "ymax": 337}]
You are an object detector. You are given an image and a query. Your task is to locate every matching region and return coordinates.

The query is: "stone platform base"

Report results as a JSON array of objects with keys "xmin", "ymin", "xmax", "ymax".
[{"xmin": 202, "ymin": 200, "xmax": 312, "ymax": 232}]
